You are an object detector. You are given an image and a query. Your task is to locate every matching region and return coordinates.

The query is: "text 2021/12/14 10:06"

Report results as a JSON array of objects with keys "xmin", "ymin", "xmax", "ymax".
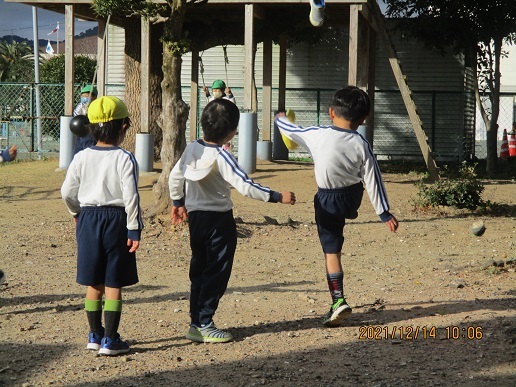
[{"xmin": 358, "ymin": 325, "xmax": 484, "ymax": 340}]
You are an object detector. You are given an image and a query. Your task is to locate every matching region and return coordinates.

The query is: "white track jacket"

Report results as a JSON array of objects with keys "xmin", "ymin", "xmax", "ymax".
[
  {"xmin": 275, "ymin": 116, "xmax": 392, "ymax": 221},
  {"xmin": 61, "ymin": 146, "xmax": 143, "ymax": 240},
  {"xmin": 169, "ymin": 140, "xmax": 280, "ymax": 211}
]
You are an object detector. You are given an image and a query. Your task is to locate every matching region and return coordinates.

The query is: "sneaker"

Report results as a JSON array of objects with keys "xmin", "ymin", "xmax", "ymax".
[
  {"xmin": 309, "ymin": 0, "xmax": 325, "ymax": 27},
  {"xmin": 186, "ymin": 321, "xmax": 233, "ymax": 343},
  {"xmin": 98, "ymin": 334, "xmax": 130, "ymax": 356},
  {"xmin": 0, "ymin": 270, "xmax": 5, "ymax": 286},
  {"xmin": 323, "ymin": 298, "xmax": 352, "ymax": 327},
  {"xmin": 86, "ymin": 331, "xmax": 104, "ymax": 351}
]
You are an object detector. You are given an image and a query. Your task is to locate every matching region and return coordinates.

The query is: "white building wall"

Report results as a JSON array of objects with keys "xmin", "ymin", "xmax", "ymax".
[
  {"xmin": 105, "ymin": 24, "xmax": 125, "ymax": 99},
  {"xmin": 106, "ymin": 23, "xmax": 488, "ymax": 161},
  {"xmin": 500, "ymin": 44, "xmax": 516, "ymax": 94}
]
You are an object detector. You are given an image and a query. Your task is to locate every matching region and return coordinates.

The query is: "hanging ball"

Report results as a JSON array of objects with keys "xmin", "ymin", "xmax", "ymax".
[{"xmin": 70, "ymin": 115, "xmax": 90, "ymax": 137}]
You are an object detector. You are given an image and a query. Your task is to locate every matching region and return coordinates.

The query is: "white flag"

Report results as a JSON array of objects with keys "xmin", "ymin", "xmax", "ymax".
[
  {"xmin": 47, "ymin": 24, "xmax": 59, "ymax": 35},
  {"xmin": 46, "ymin": 41, "xmax": 54, "ymax": 55}
]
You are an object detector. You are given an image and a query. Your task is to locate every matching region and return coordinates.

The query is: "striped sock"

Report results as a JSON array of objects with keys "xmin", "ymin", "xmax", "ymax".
[
  {"xmin": 85, "ymin": 299, "xmax": 103, "ymax": 334},
  {"xmin": 104, "ymin": 299, "xmax": 122, "ymax": 339},
  {"xmin": 327, "ymin": 272, "xmax": 344, "ymax": 304}
]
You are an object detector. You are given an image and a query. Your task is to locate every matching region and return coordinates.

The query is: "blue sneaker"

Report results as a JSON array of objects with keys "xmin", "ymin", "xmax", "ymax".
[
  {"xmin": 98, "ymin": 334, "xmax": 130, "ymax": 356},
  {"xmin": 309, "ymin": 0, "xmax": 325, "ymax": 27},
  {"xmin": 86, "ymin": 331, "xmax": 104, "ymax": 350}
]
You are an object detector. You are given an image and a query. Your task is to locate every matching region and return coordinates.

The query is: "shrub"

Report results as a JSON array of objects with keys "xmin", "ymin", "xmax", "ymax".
[
  {"xmin": 413, "ymin": 162, "xmax": 486, "ymax": 210},
  {"xmin": 40, "ymin": 54, "xmax": 96, "ymax": 84}
]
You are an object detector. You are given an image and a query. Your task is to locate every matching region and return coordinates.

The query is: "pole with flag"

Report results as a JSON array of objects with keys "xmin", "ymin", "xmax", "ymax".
[{"xmin": 47, "ymin": 22, "xmax": 60, "ymax": 54}]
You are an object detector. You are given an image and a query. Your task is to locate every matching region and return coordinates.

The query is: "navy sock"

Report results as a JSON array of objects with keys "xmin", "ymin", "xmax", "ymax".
[{"xmin": 326, "ymin": 272, "xmax": 344, "ymax": 303}]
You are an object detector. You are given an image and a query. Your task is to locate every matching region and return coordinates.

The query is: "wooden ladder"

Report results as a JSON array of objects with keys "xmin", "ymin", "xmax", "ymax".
[{"xmin": 370, "ymin": 1, "xmax": 440, "ymax": 181}]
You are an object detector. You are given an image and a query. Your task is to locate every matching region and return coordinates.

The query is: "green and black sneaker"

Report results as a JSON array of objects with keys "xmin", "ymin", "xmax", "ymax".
[{"xmin": 323, "ymin": 298, "xmax": 352, "ymax": 327}]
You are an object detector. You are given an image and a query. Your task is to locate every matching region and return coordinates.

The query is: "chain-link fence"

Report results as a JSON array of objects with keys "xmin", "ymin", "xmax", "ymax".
[
  {"xmin": 0, "ymin": 83, "xmax": 80, "ymax": 158},
  {"xmin": 475, "ymin": 93, "xmax": 516, "ymax": 159},
  {"xmin": 1, "ymin": 82, "xmax": 514, "ymax": 163}
]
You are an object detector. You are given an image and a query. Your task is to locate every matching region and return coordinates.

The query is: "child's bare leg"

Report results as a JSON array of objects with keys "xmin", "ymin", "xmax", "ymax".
[
  {"xmin": 105, "ymin": 286, "xmax": 122, "ymax": 300},
  {"xmin": 325, "ymin": 252, "xmax": 342, "ymax": 274},
  {"xmin": 86, "ymin": 284, "xmax": 105, "ymax": 300}
]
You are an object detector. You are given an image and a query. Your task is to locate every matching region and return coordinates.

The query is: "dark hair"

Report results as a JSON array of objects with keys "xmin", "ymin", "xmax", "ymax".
[
  {"xmin": 201, "ymin": 99, "xmax": 240, "ymax": 142},
  {"xmin": 90, "ymin": 117, "xmax": 131, "ymax": 144},
  {"xmin": 330, "ymin": 86, "xmax": 370, "ymax": 123}
]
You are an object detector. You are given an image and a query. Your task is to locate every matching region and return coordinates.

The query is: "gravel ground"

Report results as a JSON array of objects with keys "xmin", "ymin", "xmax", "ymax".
[{"xmin": 0, "ymin": 158, "xmax": 515, "ymax": 387}]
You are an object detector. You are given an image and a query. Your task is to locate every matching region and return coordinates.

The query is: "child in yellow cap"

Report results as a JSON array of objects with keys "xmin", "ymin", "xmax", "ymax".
[{"xmin": 61, "ymin": 96, "xmax": 143, "ymax": 356}]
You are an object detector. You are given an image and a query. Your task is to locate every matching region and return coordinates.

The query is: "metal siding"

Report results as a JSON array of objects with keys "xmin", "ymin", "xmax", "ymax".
[
  {"xmin": 500, "ymin": 45, "xmax": 516, "ymax": 93},
  {"xmin": 107, "ymin": 22, "xmax": 469, "ymax": 162},
  {"xmin": 375, "ymin": 28, "xmax": 466, "ymax": 161},
  {"xmin": 106, "ymin": 24, "xmax": 126, "ymax": 97}
]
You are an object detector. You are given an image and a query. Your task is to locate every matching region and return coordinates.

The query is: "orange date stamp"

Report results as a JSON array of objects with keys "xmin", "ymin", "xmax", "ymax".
[{"xmin": 358, "ymin": 325, "xmax": 484, "ymax": 340}]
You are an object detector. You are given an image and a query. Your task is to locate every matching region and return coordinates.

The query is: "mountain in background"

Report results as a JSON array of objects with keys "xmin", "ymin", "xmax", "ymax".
[{"xmin": 0, "ymin": 25, "xmax": 98, "ymax": 47}]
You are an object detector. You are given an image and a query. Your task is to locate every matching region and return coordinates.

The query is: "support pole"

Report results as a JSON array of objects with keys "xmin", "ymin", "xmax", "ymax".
[
  {"xmin": 262, "ymin": 39, "xmax": 273, "ymax": 141},
  {"xmin": 32, "ymin": 7, "xmax": 42, "ymax": 154},
  {"xmin": 190, "ymin": 47, "xmax": 199, "ymax": 141},
  {"xmin": 348, "ymin": 4, "xmax": 359, "ymax": 86},
  {"xmin": 96, "ymin": 20, "xmax": 106, "ymax": 96},
  {"xmin": 141, "ymin": 17, "xmax": 151, "ymax": 134},
  {"xmin": 244, "ymin": 4, "xmax": 255, "ymax": 111},
  {"xmin": 137, "ymin": 17, "xmax": 154, "ymax": 173},
  {"xmin": 238, "ymin": 113, "xmax": 257, "ymax": 174},
  {"xmin": 274, "ymin": 34, "xmax": 288, "ymax": 161},
  {"xmin": 59, "ymin": 116, "xmax": 73, "ymax": 169},
  {"xmin": 64, "ymin": 5, "xmax": 75, "ymax": 116}
]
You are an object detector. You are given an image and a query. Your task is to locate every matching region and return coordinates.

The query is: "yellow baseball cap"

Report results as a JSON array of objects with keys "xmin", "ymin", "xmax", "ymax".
[{"xmin": 87, "ymin": 96, "xmax": 129, "ymax": 124}]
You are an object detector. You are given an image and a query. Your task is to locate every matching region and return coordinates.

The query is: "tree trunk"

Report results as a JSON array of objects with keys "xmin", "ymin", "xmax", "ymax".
[
  {"xmin": 149, "ymin": 3, "xmax": 189, "ymax": 217},
  {"xmin": 123, "ymin": 17, "xmax": 141, "ymax": 154},
  {"xmin": 150, "ymin": 23, "xmax": 164, "ymax": 160},
  {"xmin": 122, "ymin": 19, "xmax": 163, "ymax": 159},
  {"xmin": 486, "ymin": 37, "xmax": 503, "ymax": 176}
]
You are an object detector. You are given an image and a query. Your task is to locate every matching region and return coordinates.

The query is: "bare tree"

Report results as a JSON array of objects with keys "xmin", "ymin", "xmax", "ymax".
[{"xmin": 383, "ymin": 0, "xmax": 516, "ymax": 176}]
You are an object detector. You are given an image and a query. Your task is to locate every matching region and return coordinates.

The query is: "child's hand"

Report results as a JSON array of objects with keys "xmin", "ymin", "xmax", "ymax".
[
  {"xmin": 274, "ymin": 111, "xmax": 286, "ymax": 121},
  {"xmin": 171, "ymin": 205, "xmax": 188, "ymax": 225},
  {"xmin": 385, "ymin": 216, "xmax": 399, "ymax": 232},
  {"xmin": 279, "ymin": 191, "xmax": 296, "ymax": 205},
  {"xmin": 9, "ymin": 145, "xmax": 17, "ymax": 160},
  {"xmin": 127, "ymin": 239, "xmax": 140, "ymax": 253}
]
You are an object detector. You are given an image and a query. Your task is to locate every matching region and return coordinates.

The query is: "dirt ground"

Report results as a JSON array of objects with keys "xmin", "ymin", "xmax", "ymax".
[{"xmin": 0, "ymin": 158, "xmax": 515, "ymax": 387}]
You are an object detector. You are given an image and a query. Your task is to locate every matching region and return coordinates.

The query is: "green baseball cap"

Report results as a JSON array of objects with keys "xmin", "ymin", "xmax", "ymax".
[
  {"xmin": 81, "ymin": 84, "xmax": 98, "ymax": 95},
  {"xmin": 212, "ymin": 80, "xmax": 226, "ymax": 90}
]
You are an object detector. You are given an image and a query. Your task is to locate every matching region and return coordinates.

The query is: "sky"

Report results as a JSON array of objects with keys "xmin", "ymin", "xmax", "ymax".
[{"xmin": 0, "ymin": 0, "xmax": 96, "ymax": 40}]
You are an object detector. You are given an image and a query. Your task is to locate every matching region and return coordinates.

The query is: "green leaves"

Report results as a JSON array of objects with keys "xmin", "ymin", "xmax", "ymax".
[
  {"xmin": 413, "ymin": 162, "xmax": 486, "ymax": 210},
  {"xmin": 0, "ymin": 40, "xmax": 34, "ymax": 82},
  {"xmin": 40, "ymin": 55, "xmax": 96, "ymax": 84}
]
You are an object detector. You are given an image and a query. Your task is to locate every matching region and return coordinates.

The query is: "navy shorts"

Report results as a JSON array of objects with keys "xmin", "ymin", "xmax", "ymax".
[
  {"xmin": 76, "ymin": 206, "xmax": 138, "ymax": 288},
  {"xmin": 314, "ymin": 183, "xmax": 364, "ymax": 254}
]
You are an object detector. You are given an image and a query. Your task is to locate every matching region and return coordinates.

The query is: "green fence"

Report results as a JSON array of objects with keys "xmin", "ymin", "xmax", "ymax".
[{"xmin": 1, "ymin": 82, "xmax": 514, "ymax": 163}]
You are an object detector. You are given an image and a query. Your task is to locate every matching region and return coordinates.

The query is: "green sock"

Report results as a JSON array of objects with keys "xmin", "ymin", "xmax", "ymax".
[
  {"xmin": 104, "ymin": 299, "xmax": 122, "ymax": 339},
  {"xmin": 85, "ymin": 299, "xmax": 103, "ymax": 334}
]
